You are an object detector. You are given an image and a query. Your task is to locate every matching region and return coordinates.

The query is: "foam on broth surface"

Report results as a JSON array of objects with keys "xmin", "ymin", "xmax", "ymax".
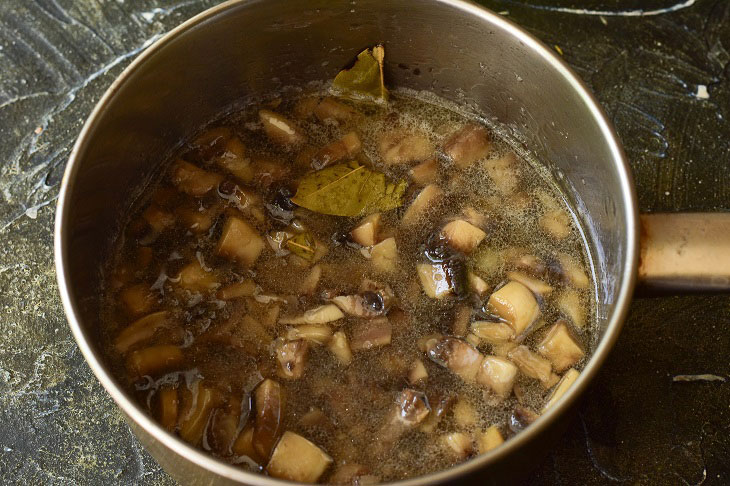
[{"xmin": 99, "ymin": 89, "xmax": 595, "ymax": 483}]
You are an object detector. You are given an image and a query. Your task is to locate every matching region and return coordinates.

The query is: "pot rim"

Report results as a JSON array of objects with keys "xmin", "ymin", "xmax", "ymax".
[{"xmin": 54, "ymin": 0, "xmax": 639, "ymax": 484}]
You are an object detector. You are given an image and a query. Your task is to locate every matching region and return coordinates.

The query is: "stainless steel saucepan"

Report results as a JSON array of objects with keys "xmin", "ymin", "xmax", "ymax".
[{"xmin": 54, "ymin": 1, "xmax": 730, "ymax": 484}]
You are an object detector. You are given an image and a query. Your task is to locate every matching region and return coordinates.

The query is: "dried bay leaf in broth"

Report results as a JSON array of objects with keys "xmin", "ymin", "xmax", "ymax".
[
  {"xmin": 332, "ymin": 45, "xmax": 388, "ymax": 102},
  {"xmin": 286, "ymin": 232, "xmax": 317, "ymax": 261},
  {"xmin": 291, "ymin": 161, "xmax": 406, "ymax": 217}
]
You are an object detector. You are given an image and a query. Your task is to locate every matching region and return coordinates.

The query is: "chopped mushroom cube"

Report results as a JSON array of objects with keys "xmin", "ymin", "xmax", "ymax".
[
  {"xmin": 155, "ymin": 386, "xmax": 179, "ymax": 431},
  {"xmin": 214, "ymin": 136, "xmax": 253, "ymax": 183},
  {"xmin": 216, "ymin": 216, "xmax": 265, "ymax": 267},
  {"xmin": 274, "ymin": 339, "xmax": 309, "ymax": 380},
  {"xmin": 350, "ymin": 213, "xmax": 381, "ymax": 246},
  {"xmin": 453, "ymin": 399, "xmax": 478, "ymax": 427},
  {"xmin": 409, "ymin": 157, "xmax": 439, "ymax": 185},
  {"xmin": 350, "ymin": 318, "xmax": 392, "ymax": 351},
  {"xmin": 442, "ymin": 432, "xmax": 473, "ymax": 459},
  {"xmin": 467, "ymin": 272, "xmax": 489, "ymax": 297},
  {"xmin": 299, "ymin": 264, "xmax": 322, "ymax": 295},
  {"xmin": 557, "ymin": 253, "xmax": 590, "ymax": 289},
  {"xmin": 371, "ymin": 237, "xmax": 398, "ymax": 273},
  {"xmin": 417, "ymin": 263, "xmax": 452, "ymax": 299},
  {"xmin": 440, "ymin": 220, "xmax": 486, "ymax": 254},
  {"xmin": 232, "ymin": 426, "xmax": 261, "ymax": 463},
  {"xmin": 470, "ymin": 321, "xmax": 514, "ymax": 344},
  {"xmin": 312, "ymin": 131, "xmax": 362, "ymax": 168},
  {"xmin": 543, "ymin": 368, "xmax": 580, "ymax": 411},
  {"xmin": 216, "ymin": 279, "xmax": 256, "ymax": 300},
  {"xmin": 171, "ymin": 160, "xmax": 223, "ymax": 197},
  {"xmin": 506, "ymin": 271, "xmax": 553, "ymax": 297},
  {"xmin": 408, "ymin": 359, "xmax": 429, "ymax": 385},
  {"xmin": 142, "ymin": 205, "xmax": 175, "ymax": 233},
  {"xmin": 254, "ymin": 379, "xmax": 285, "ymax": 459},
  {"xmin": 402, "ymin": 184, "xmax": 443, "ymax": 227},
  {"xmin": 379, "ymin": 389, "xmax": 431, "ymax": 446},
  {"xmin": 540, "ymin": 208, "xmax": 571, "ymax": 239},
  {"xmin": 379, "ymin": 130, "xmax": 434, "ymax": 165},
  {"xmin": 285, "ymin": 324, "xmax": 333, "ymax": 345},
  {"xmin": 476, "ymin": 425, "xmax": 504, "ymax": 453},
  {"xmin": 177, "ymin": 261, "xmax": 219, "ymax": 292},
  {"xmin": 327, "ymin": 331, "xmax": 353, "ymax": 365},
  {"xmin": 444, "ymin": 124, "xmax": 491, "ymax": 169},
  {"xmin": 259, "ymin": 109, "xmax": 306, "ymax": 147},
  {"xmin": 176, "ymin": 204, "xmax": 219, "ymax": 234},
  {"xmin": 120, "ymin": 284, "xmax": 157, "ymax": 316},
  {"xmin": 266, "ymin": 431, "xmax": 333, "ymax": 483},
  {"xmin": 114, "ymin": 311, "xmax": 170, "ymax": 353},
  {"xmin": 537, "ymin": 321, "xmax": 585, "ymax": 372},
  {"xmin": 420, "ymin": 393, "xmax": 455, "ymax": 433},
  {"xmin": 465, "ymin": 333, "xmax": 481, "ymax": 347},
  {"xmin": 482, "ymin": 152, "xmax": 519, "ymax": 194},
  {"xmin": 280, "ymin": 304, "xmax": 345, "ymax": 325},
  {"xmin": 487, "ymin": 281, "xmax": 540, "ymax": 335},
  {"xmin": 476, "ymin": 356, "xmax": 518, "ymax": 399},
  {"xmin": 179, "ymin": 385, "xmax": 221, "ymax": 446},
  {"xmin": 425, "ymin": 336, "xmax": 483, "ymax": 382},
  {"xmin": 558, "ymin": 289, "xmax": 585, "ymax": 328},
  {"xmin": 508, "ymin": 345, "xmax": 558, "ymax": 388}
]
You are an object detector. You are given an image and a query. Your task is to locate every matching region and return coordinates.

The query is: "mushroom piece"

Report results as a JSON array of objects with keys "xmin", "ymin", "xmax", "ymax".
[
  {"xmin": 379, "ymin": 389, "xmax": 431, "ymax": 445},
  {"xmin": 176, "ymin": 203, "xmax": 220, "ymax": 234},
  {"xmin": 481, "ymin": 152, "xmax": 519, "ymax": 194},
  {"xmin": 487, "ymin": 281, "xmax": 540, "ymax": 335},
  {"xmin": 467, "ymin": 272, "xmax": 489, "ymax": 298},
  {"xmin": 266, "ymin": 431, "xmax": 333, "ymax": 483},
  {"xmin": 299, "ymin": 264, "xmax": 322, "ymax": 295},
  {"xmin": 259, "ymin": 109, "xmax": 306, "ymax": 147},
  {"xmin": 452, "ymin": 305, "xmax": 472, "ymax": 337},
  {"xmin": 409, "ymin": 156, "xmax": 439, "ymax": 185},
  {"xmin": 470, "ymin": 321, "xmax": 515, "ymax": 345},
  {"xmin": 179, "ymin": 385, "xmax": 222, "ymax": 446},
  {"xmin": 119, "ymin": 284, "xmax": 157, "ymax": 316},
  {"xmin": 285, "ymin": 324, "xmax": 333, "ymax": 345},
  {"xmin": 273, "ymin": 338, "xmax": 309, "ymax": 380},
  {"xmin": 476, "ymin": 426, "xmax": 504, "ymax": 454},
  {"xmin": 444, "ymin": 124, "xmax": 491, "ymax": 169},
  {"xmin": 350, "ymin": 318, "xmax": 392, "ymax": 351},
  {"xmin": 543, "ymin": 368, "xmax": 580, "ymax": 411},
  {"xmin": 155, "ymin": 386, "xmax": 179, "ymax": 432},
  {"xmin": 311, "ymin": 131, "xmax": 362, "ymax": 169},
  {"xmin": 425, "ymin": 336, "xmax": 484, "ymax": 382},
  {"xmin": 509, "ymin": 406, "xmax": 540, "ymax": 433},
  {"xmin": 177, "ymin": 261, "xmax": 219, "ymax": 292},
  {"xmin": 537, "ymin": 321, "xmax": 585, "ymax": 372},
  {"xmin": 420, "ymin": 393, "xmax": 456, "ymax": 433},
  {"xmin": 379, "ymin": 130, "xmax": 435, "ymax": 165},
  {"xmin": 216, "ymin": 216, "xmax": 265, "ymax": 267},
  {"xmin": 141, "ymin": 205, "xmax": 175, "ymax": 233},
  {"xmin": 171, "ymin": 159, "xmax": 224, "ymax": 197},
  {"xmin": 540, "ymin": 208, "xmax": 572, "ymax": 239},
  {"xmin": 506, "ymin": 271, "xmax": 553, "ymax": 297},
  {"xmin": 453, "ymin": 398, "xmax": 478, "ymax": 428},
  {"xmin": 440, "ymin": 219, "xmax": 486, "ymax": 254},
  {"xmin": 417, "ymin": 259, "xmax": 468, "ymax": 300},
  {"xmin": 328, "ymin": 464, "xmax": 377, "ymax": 486},
  {"xmin": 126, "ymin": 344, "xmax": 183, "ymax": 377},
  {"xmin": 217, "ymin": 279, "xmax": 257, "ymax": 300},
  {"xmin": 327, "ymin": 331, "xmax": 353, "ymax": 365},
  {"xmin": 330, "ymin": 283, "xmax": 393, "ymax": 319},
  {"xmin": 371, "ymin": 237, "xmax": 398, "ymax": 273},
  {"xmin": 253, "ymin": 379, "xmax": 285, "ymax": 459},
  {"xmin": 350, "ymin": 213, "xmax": 381, "ymax": 247},
  {"xmin": 508, "ymin": 345, "xmax": 558, "ymax": 388},
  {"xmin": 442, "ymin": 432, "xmax": 473, "ymax": 459},
  {"xmin": 313, "ymin": 97, "xmax": 359, "ymax": 124},
  {"xmin": 557, "ymin": 253, "xmax": 590, "ymax": 289},
  {"xmin": 477, "ymin": 356, "xmax": 519, "ymax": 399},
  {"xmin": 408, "ymin": 359, "xmax": 429, "ymax": 385},
  {"xmin": 401, "ymin": 184, "xmax": 443, "ymax": 227},
  {"xmin": 557, "ymin": 289, "xmax": 585, "ymax": 328},
  {"xmin": 279, "ymin": 304, "xmax": 344, "ymax": 325}
]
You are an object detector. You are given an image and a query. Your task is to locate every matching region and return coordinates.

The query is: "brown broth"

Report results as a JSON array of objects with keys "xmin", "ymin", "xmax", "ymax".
[{"xmin": 99, "ymin": 90, "xmax": 595, "ymax": 484}]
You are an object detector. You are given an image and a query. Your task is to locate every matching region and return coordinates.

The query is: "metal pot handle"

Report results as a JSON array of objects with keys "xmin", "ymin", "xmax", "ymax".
[{"xmin": 637, "ymin": 213, "xmax": 730, "ymax": 294}]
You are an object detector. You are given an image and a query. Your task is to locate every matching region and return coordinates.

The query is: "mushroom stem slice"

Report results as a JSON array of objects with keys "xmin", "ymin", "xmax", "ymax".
[
  {"xmin": 274, "ymin": 338, "xmax": 309, "ymax": 380},
  {"xmin": 279, "ymin": 304, "xmax": 344, "ymax": 325},
  {"xmin": 425, "ymin": 336, "xmax": 483, "ymax": 382},
  {"xmin": 537, "ymin": 321, "xmax": 585, "ymax": 372},
  {"xmin": 253, "ymin": 379, "xmax": 285, "ymax": 460},
  {"xmin": 508, "ymin": 345, "xmax": 555, "ymax": 388},
  {"xmin": 476, "ymin": 426, "xmax": 504, "ymax": 454},
  {"xmin": 265, "ymin": 431, "xmax": 333, "ymax": 483},
  {"xmin": 487, "ymin": 280, "xmax": 540, "ymax": 335}
]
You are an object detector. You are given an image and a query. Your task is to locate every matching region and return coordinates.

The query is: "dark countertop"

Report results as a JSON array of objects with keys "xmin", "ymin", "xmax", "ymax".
[{"xmin": 0, "ymin": 1, "xmax": 728, "ymax": 484}]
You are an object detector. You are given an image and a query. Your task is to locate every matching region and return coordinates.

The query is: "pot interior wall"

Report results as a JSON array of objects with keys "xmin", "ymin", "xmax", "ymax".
[{"xmin": 61, "ymin": 0, "xmax": 632, "ymax": 481}]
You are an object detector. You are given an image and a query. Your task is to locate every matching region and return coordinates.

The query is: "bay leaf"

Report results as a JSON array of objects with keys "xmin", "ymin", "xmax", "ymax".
[
  {"xmin": 332, "ymin": 45, "xmax": 388, "ymax": 102},
  {"xmin": 286, "ymin": 232, "xmax": 317, "ymax": 261},
  {"xmin": 291, "ymin": 161, "xmax": 406, "ymax": 217}
]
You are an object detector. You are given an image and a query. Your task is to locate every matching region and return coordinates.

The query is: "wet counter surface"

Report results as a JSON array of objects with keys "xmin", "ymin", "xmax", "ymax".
[{"xmin": 0, "ymin": 0, "xmax": 728, "ymax": 484}]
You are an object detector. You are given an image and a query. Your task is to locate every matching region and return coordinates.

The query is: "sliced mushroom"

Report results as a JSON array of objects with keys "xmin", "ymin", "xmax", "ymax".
[
  {"xmin": 467, "ymin": 272, "xmax": 489, "ymax": 298},
  {"xmin": 476, "ymin": 426, "xmax": 504, "ymax": 454},
  {"xmin": 440, "ymin": 219, "xmax": 486, "ymax": 254},
  {"xmin": 126, "ymin": 344, "xmax": 184, "ymax": 377},
  {"xmin": 350, "ymin": 318, "xmax": 392, "ymax": 351},
  {"xmin": 379, "ymin": 130, "xmax": 434, "ymax": 165},
  {"xmin": 141, "ymin": 205, "xmax": 175, "ymax": 233},
  {"xmin": 279, "ymin": 304, "xmax": 344, "ymax": 325},
  {"xmin": 155, "ymin": 386, "xmax": 179, "ymax": 432},
  {"xmin": 401, "ymin": 184, "xmax": 443, "ymax": 227},
  {"xmin": 274, "ymin": 338, "xmax": 309, "ymax": 380},
  {"xmin": 232, "ymin": 425, "xmax": 260, "ymax": 463},
  {"xmin": 453, "ymin": 398, "xmax": 478, "ymax": 428},
  {"xmin": 537, "ymin": 321, "xmax": 585, "ymax": 372},
  {"xmin": 285, "ymin": 324, "xmax": 333, "ymax": 345},
  {"xmin": 176, "ymin": 203, "xmax": 220, "ymax": 234},
  {"xmin": 311, "ymin": 131, "xmax": 362, "ymax": 169},
  {"xmin": 419, "ymin": 393, "xmax": 456, "ymax": 433},
  {"xmin": 557, "ymin": 253, "xmax": 590, "ymax": 289},
  {"xmin": 508, "ymin": 345, "xmax": 558, "ymax": 388},
  {"xmin": 177, "ymin": 261, "xmax": 219, "ymax": 292},
  {"xmin": 379, "ymin": 389, "xmax": 431, "ymax": 445},
  {"xmin": 543, "ymin": 368, "xmax": 580, "ymax": 411},
  {"xmin": 330, "ymin": 285, "xmax": 391, "ymax": 319},
  {"xmin": 214, "ymin": 136, "xmax": 253, "ymax": 183},
  {"xmin": 371, "ymin": 237, "xmax": 398, "ymax": 273},
  {"xmin": 409, "ymin": 156, "xmax": 439, "ymax": 185},
  {"xmin": 327, "ymin": 330, "xmax": 353, "ymax": 365},
  {"xmin": 253, "ymin": 379, "xmax": 284, "ymax": 459},
  {"xmin": 179, "ymin": 384, "xmax": 221, "ymax": 446},
  {"xmin": 266, "ymin": 431, "xmax": 333, "ymax": 483},
  {"xmin": 119, "ymin": 284, "xmax": 157, "ymax": 316},
  {"xmin": 470, "ymin": 321, "xmax": 514, "ymax": 345},
  {"xmin": 476, "ymin": 356, "xmax": 518, "ymax": 399},
  {"xmin": 465, "ymin": 333, "xmax": 481, "ymax": 347},
  {"xmin": 540, "ymin": 208, "xmax": 572, "ymax": 239},
  {"xmin": 506, "ymin": 271, "xmax": 553, "ymax": 297},
  {"xmin": 259, "ymin": 109, "xmax": 306, "ymax": 147},
  {"xmin": 417, "ymin": 263, "xmax": 452, "ymax": 299},
  {"xmin": 482, "ymin": 152, "xmax": 519, "ymax": 194},
  {"xmin": 299, "ymin": 264, "xmax": 322, "ymax": 295},
  {"xmin": 444, "ymin": 124, "xmax": 491, "ymax": 169},
  {"xmin": 557, "ymin": 289, "xmax": 585, "ymax": 328},
  {"xmin": 350, "ymin": 213, "xmax": 381, "ymax": 247},
  {"xmin": 487, "ymin": 281, "xmax": 540, "ymax": 335},
  {"xmin": 216, "ymin": 216, "xmax": 265, "ymax": 267},
  {"xmin": 425, "ymin": 336, "xmax": 483, "ymax": 382},
  {"xmin": 217, "ymin": 279, "xmax": 256, "ymax": 300}
]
